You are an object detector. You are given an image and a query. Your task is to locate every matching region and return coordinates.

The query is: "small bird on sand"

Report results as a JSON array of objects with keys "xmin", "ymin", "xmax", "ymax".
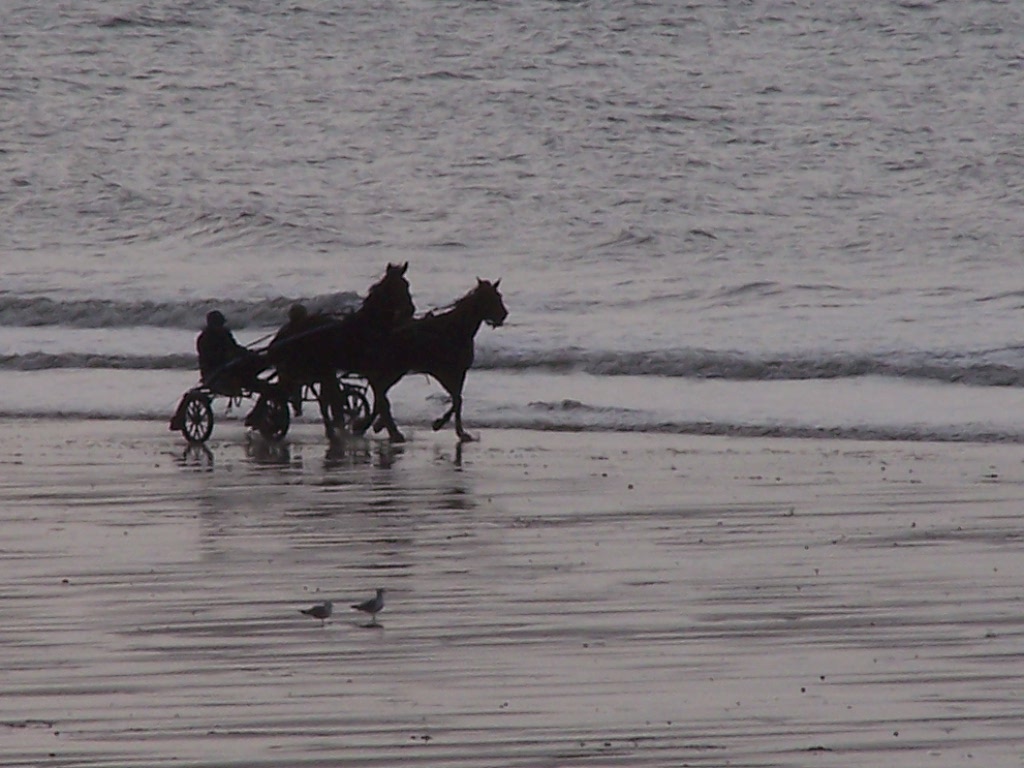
[
  {"xmin": 299, "ymin": 600, "xmax": 333, "ymax": 626},
  {"xmin": 351, "ymin": 588, "xmax": 386, "ymax": 624}
]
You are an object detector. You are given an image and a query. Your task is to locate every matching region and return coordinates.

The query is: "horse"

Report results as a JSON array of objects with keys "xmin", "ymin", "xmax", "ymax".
[
  {"xmin": 364, "ymin": 278, "xmax": 508, "ymax": 443},
  {"xmin": 265, "ymin": 262, "xmax": 414, "ymax": 440}
]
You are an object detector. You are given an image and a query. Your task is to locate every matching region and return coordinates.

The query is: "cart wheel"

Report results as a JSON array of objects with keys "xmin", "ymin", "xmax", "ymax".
[
  {"xmin": 258, "ymin": 398, "xmax": 291, "ymax": 441},
  {"xmin": 182, "ymin": 391, "xmax": 214, "ymax": 443},
  {"xmin": 332, "ymin": 386, "xmax": 371, "ymax": 433}
]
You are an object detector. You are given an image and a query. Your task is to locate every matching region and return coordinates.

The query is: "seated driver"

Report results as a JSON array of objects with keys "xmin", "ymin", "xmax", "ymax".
[
  {"xmin": 197, "ymin": 310, "xmax": 265, "ymax": 396},
  {"xmin": 268, "ymin": 303, "xmax": 310, "ymax": 415}
]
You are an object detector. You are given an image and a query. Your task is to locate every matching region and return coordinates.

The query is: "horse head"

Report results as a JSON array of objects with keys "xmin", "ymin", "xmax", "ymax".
[
  {"xmin": 364, "ymin": 262, "xmax": 415, "ymax": 328},
  {"xmin": 475, "ymin": 278, "xmax": 508, "ymax": 328}
]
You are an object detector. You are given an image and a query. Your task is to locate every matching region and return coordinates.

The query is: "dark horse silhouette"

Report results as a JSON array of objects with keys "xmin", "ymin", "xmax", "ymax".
[
  {"xmin": 365, "ymin": 278, "xmax": 508, "ymax": 443},
  {"xmin": 265, "ymin": 262, "xmax": 414, "ymax": 440}
]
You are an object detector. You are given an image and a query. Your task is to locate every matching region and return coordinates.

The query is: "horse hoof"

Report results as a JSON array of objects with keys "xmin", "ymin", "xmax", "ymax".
[{"xmin": 458, "ymin": 432, "xmax": 476, "ymax": 443}]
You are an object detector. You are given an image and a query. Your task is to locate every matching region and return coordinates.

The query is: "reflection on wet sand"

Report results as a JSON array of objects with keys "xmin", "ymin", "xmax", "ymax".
[
  {"xmin": 179, "ymin": 442, "xmax": 213, "ymax": 469},
  {"xmin": 244, "ymin": 434, "xmax": 294, "ymax": 466},
  {"xmin": 324, "ymin": 437, "xmax": 403, "ymax": 471},
  {"xmin": 3, "ymin": 420, "xmax": 1024, "ymax": 767}
]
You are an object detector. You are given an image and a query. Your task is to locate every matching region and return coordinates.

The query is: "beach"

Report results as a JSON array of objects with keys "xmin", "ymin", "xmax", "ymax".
[
  {"xmin": 2, "ymin": 419, "xmax": 1022, "ymax": 767},
  {"xmin": 5, "ymin": 2, "xmax": 1024, "ymax": 764}
]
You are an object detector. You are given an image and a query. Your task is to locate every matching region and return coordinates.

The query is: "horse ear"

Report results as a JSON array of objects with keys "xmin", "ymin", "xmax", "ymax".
[
  {"xmin": 493, "ymin": 278, "xmax": 501, "ymax": 289},
  {"xmin": 400, "ymin": 262, "xmax": 408, "ymax": 275}
]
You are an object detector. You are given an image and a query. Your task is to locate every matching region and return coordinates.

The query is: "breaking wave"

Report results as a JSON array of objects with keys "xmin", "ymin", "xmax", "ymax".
[
  {"xmin": 1, "ymin": 342, "xmax": 1022, "ymax": 387},
  {"xmin": 0, "ymin": 292, "xmax": 361, "ymax": 330},
  {"xmin": 476, "ymin": 347, "xmax": 1024, "ymax": 387},
  {"xmin": 499, "ymin": 407, "xmax": 1024, "ymax": 445}
]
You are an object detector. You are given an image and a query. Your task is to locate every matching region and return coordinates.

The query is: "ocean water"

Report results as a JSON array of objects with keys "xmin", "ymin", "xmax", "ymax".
[{"xmin": 3, "ymin": 0, "xmax": 1024, "ymax": 441}]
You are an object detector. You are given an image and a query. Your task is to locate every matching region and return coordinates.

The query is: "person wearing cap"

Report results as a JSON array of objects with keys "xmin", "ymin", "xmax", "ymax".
[
  {"xmin": 170, "ymin": 309, "xmax": 269, "ymax": 432},
  {"xmin": 268, "ymin": 303, "xmax": 310, "ymax": 415},
  {"xmin": 197, "ymin": 309, "xmax": 253, "ymax": 391}
]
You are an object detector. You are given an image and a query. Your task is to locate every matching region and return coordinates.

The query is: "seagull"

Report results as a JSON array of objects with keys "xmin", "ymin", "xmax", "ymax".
[
  {"xmin": 299, "ymin": 600, "xmax": 333, "ymax": 627},
  {"xmin": 351, "ymin": 588, "xmax": 386, "ymax": 624}
]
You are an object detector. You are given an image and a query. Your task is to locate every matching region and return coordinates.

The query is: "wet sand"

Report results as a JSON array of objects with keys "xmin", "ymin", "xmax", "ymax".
[{"xmin": 2, "ymin": 419, "xmax": 1023, "ymax": 767}]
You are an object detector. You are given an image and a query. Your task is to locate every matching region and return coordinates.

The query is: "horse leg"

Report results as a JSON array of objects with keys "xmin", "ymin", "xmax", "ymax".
[
  {"xmin": 431, "ymin": 404, "xmax": 454, "ymax": 432},
  {"xmin": 452, "ymin": 391, "xmax": 475, "ymax": 442},
  {"xmin": 244, "ymin": 395, "xmax": 268, "ymax": 429},
  {"xmin": 348, "ymin": 377, "xmax": 383, "ymax": 436},
  {"xmin": 324, "ymin": 377, "xmax": 356, "ymax": 441},
  {"xmin": 316, "ymin": 392, "xmax": 334, "ymax": 441},
  {"xmin": 369, "ymin": 380, "xmax": 405, "ymax": 443},
  {"xmin": 352, "ymin": 392, "xmax": 375, "ymax": 435},
  {"xmin": 311, "ymin": 380, "xmax": 337, "ymax": 441},
  {"xmin": 432, "ymin": 370, "xmax": 474, "ymax": 442},
  {"xmin": 244, "ymin": 374, "xmax": 284, "ymax": 429}
]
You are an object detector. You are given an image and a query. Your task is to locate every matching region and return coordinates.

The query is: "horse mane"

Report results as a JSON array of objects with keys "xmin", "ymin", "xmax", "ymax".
[
  {"xmin": 362, "ymin": 279, "xmax": 388, "ymax": 308},
  {"xmin": 360, "ymin": 262, "xmax": 414, "ymax": 323},
  {"xmin": 421, "ymin": 282, "xmax": 484, "ymax": 320}
]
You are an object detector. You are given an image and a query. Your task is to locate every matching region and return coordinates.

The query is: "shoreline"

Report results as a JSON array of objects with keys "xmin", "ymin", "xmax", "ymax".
[
  {"xmin": 3, "ymin": 419, "xmax": 1023, "ymax": 766},
  {"xmin": 4, "ymin": 368, "xmax": 1024, "ymax": 445}
]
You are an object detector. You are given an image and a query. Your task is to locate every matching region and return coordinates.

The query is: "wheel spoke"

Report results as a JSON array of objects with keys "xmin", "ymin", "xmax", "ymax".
[{"xmin": 181, "ymin": 393, "xmax": 213, "ymax": 443}]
